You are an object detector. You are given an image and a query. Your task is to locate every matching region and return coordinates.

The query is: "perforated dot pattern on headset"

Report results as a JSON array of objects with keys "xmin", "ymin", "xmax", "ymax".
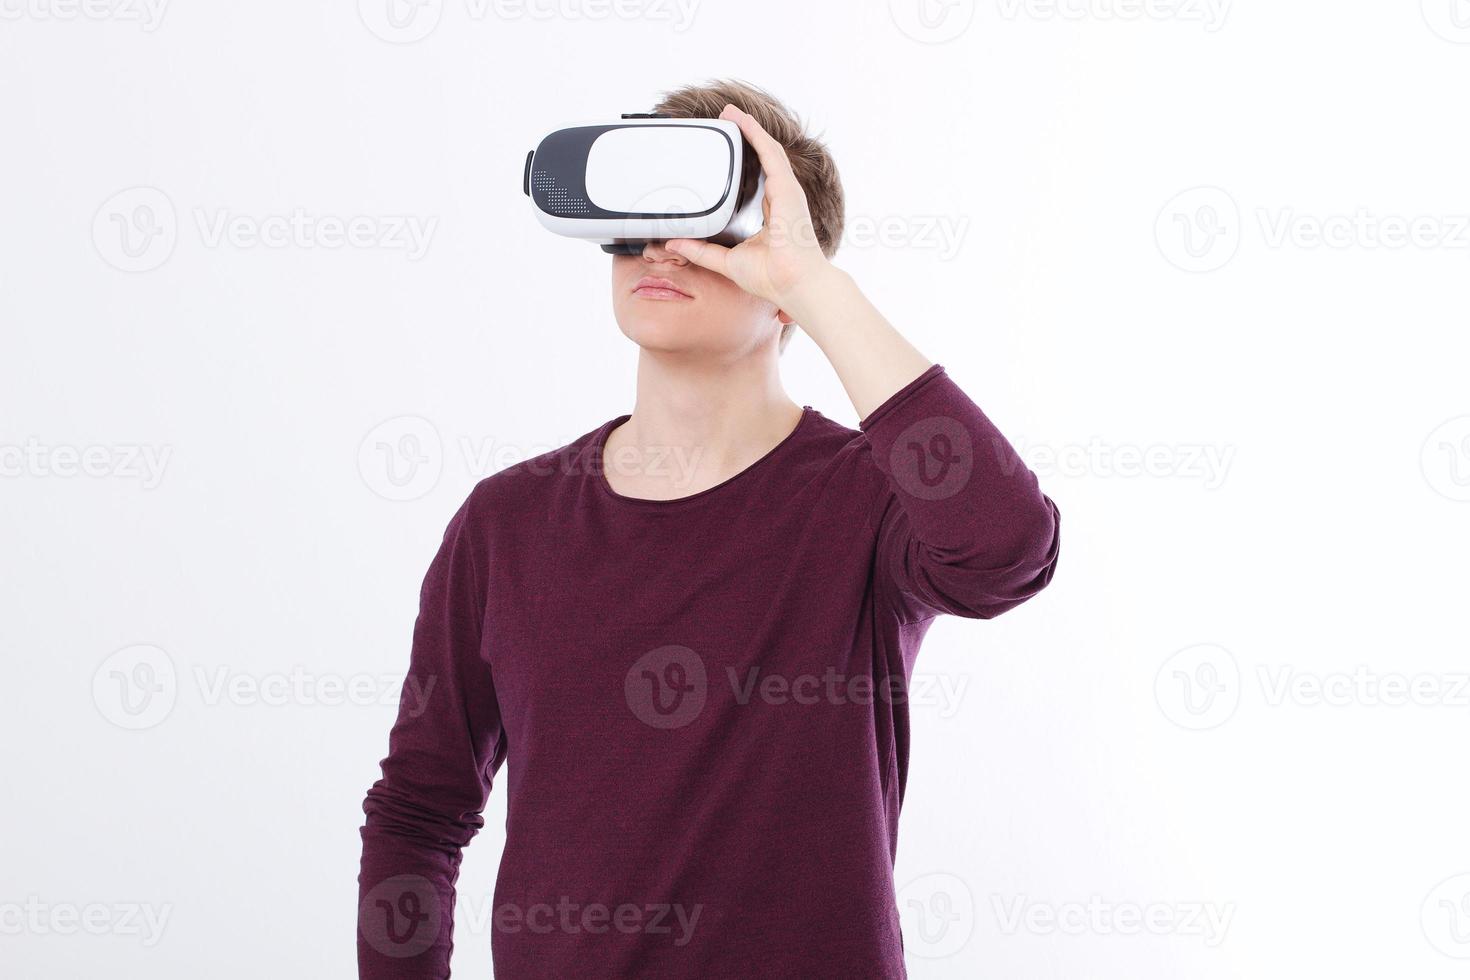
[{"xmin": 532, "ymin": 171, "xmax": 589, "ymax": 215}]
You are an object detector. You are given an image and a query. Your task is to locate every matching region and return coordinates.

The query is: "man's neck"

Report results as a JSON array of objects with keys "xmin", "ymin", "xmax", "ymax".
[{"xmin": 602, "ymin": 350, "xmax": 804, "ymax": 500}]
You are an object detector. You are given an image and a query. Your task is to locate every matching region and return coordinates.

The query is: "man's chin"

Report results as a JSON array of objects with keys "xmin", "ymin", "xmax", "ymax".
[
  {"xmin": 620, "ymin": 323, "xmax": 710, "ymax": 355},
  {"xmin": 632, "ymin": 340, "xmax": 711, "ymax": 357}
]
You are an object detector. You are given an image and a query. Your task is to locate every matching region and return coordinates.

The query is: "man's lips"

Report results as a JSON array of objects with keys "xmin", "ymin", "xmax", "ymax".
[{"xmin": 632, "ymin": 276, "xmax": 694, "ymax": 300}]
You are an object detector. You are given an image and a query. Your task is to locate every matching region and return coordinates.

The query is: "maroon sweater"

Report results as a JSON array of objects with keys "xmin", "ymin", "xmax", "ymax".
[{"xmin": 358, "ymin": 364, "xmax": 1060, "ymax": 979}]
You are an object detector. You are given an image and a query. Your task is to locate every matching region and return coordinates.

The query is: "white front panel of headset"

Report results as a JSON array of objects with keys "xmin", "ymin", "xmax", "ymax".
[{"xmin": 584, "ymin": 126, "xmax": 733, "ymax": 215}]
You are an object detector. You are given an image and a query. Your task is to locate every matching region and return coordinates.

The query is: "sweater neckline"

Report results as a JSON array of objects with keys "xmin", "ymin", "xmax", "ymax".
[{"xmin": 589, "ymin": 406, "xmax": 815, "ymax": 507}]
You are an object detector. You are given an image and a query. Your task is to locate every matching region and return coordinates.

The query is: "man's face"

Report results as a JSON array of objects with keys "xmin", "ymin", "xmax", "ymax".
[{"xmin": 610, "ymin": 241, "xmax": 782, "ymax": 359}]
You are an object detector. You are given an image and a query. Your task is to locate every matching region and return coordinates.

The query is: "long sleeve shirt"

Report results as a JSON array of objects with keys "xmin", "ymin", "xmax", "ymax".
[{"xmin": 358, "ymin": 364, "xmax": 1061, "ymax": 979}]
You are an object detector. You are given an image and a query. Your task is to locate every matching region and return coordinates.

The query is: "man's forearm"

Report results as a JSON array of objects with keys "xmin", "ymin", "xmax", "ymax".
[{"xmin": 783, "ymin": 264, "xmax": 935, "ymax": 421}]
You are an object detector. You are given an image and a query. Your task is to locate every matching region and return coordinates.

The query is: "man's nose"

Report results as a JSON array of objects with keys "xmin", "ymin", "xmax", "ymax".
[{"xmin": 640, "ymin": 240, "xmax": 689, "ymax": 264}]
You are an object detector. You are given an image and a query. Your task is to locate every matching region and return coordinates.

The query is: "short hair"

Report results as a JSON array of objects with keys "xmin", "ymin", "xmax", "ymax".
[{"xmin": 651, "ymin": 79, "xmax": 845, "ymax": 352}]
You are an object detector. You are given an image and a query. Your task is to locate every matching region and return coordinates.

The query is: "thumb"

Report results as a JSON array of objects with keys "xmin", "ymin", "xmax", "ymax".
[{"xmin": 664, "ymin": 238, "xmax": 732, "ymax": 279}]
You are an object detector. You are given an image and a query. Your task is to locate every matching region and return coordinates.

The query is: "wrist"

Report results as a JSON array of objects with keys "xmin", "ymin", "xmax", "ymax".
[{"xmin": 779, "ymin": 262, "xmax": 854, "ymax": 331}]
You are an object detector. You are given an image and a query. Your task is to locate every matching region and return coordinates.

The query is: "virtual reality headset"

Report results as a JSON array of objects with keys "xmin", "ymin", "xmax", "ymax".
[{"xmin": 524, "ymin": 113, "xmax": 766, "ymax": 254}]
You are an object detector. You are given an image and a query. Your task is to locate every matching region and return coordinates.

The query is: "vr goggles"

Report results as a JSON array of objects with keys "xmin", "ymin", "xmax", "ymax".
[{"xmin": 524, "ymin": 113, "xmax": 766, "ymax": 255}]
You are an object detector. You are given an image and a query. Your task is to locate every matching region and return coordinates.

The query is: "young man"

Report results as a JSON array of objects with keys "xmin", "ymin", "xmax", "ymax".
[{"xmin": 358, "ymin": 80, "xmax": 1060, "ymax": 979}]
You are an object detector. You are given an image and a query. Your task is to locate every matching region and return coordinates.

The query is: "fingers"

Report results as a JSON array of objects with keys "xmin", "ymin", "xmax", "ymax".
[
  {"xmin": 664, "ymin": 237, "xmax": 732, "ymax": 278},
  {"xmin": 719, "ymin": 104, "xmax": 804, "ymax": 204},
  {"xmin": 719, "ymin": 104, "xmax": 816, "ymax": 253}
]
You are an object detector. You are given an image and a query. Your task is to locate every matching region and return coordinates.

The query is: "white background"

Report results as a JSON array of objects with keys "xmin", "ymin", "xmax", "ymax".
[{"xmin": 4, "ymin": 1, "xmax": 1470, "ymax": 977}]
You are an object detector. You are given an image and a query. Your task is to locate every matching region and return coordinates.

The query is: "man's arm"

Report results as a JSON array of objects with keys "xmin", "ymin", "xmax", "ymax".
[
  {"xmin": 358, "ymin": 492, "xmax": 507, "ymax": 978},
  {"xmin": 752, "ymin": 210, "xmax": 1061, "ymax": 620},
  {"xmin": 794, "ymin": 268, "xmax": 1060, "ymax": 618},
  {"xmin": 782, "ymin": 262, "xmax": 935, "ymax": 417},
  {"xmin": 785, "ymin": 256, "xmax": 1059, "ymax": 622},
  {"xmin": 668, "ymin": 104, "xmax": 1058, "ymax": 619},
  {"xmin": 859, "ymin": 362, "xmax": 1061, "ymax": 619}
]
